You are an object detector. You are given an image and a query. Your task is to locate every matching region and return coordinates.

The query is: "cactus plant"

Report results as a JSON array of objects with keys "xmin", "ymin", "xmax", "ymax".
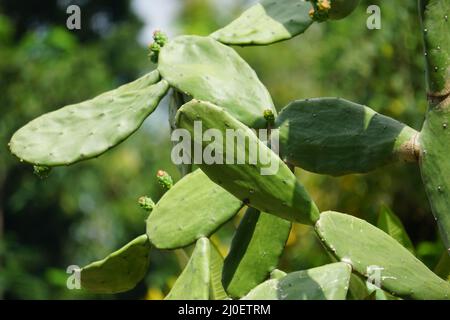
[
  {"xmin": 242, "ymin": 262, "xmax": 352, "ymax": 300},
  {"xmin": 7, "ymin": 0, "xmax": 450, "ymax": 300},
  {"xmin": 222, "ymin": 207, "xmax": 292, "ymax": 298}
]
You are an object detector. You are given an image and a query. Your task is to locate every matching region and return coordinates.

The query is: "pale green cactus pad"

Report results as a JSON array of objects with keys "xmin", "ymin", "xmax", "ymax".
[
  {"xmin": 175, "ymin": 99, "xmax": 320, "ymax": 225},
  {"xmin": 158, "ymin": 35, "xmax": 276, "ymax": 128},
  {"xmin": 275, "ymin": 98, "xmax": 419, "ymax": 176},
  {"xmin": 165, "ymin": 238, "xmax": 210, "ymax": 300},
  {"xmin": 222, "ymin": 207, "xmax": 291, "ymax": 298},
  {"xmin": 146, "ymin": 169, "xmax": 243, "ymax": 249},
  {"xmin": 209, "ymin": 243, "xmax": 228, "ymax": 300},
  {"xmin": 80, "ymin": 235, "xmax": 151, "ymax": 294},
  {"xmin": 242, "ymin": 262, "xmax": 351, "ymax": 300},
  {"xmin": 377, "ymin": 205, "xmax": 414, "ymax": 254},
  {"xmin": 9, "ymin": 70, "xmax": 169, "ymax": 166},
  {"xmin": 315, "ymin": 211, "xmax": 450, "ymax": 299},
  {"xmin": 420, "ymin": 0, "xmax": 450, "ymax": 95},
  {"xmin": 211, "ymin": 0, "xmax": 313, "ymax": 46}
]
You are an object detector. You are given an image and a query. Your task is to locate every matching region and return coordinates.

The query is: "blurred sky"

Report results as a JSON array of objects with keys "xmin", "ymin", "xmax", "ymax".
[{"xmin": 132, "ymin": 0, "xmax": 243, "ymax": 44}]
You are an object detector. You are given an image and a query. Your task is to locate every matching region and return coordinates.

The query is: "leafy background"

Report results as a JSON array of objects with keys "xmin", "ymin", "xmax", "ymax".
[{"xmin": 0, "ymin": 0, "xmax": 444, "ymax": 299}]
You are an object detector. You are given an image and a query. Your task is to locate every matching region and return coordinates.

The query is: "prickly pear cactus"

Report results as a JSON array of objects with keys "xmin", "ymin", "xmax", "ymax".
[
  {"xmin": 146, "ymin": 169, "xmax": 243, "ymax": 249},
  {"xmin": 175, "ymin": 99, "xmax": 319, "ymax": 225},
  {"xmin": 9, "ymin": 71, "xmax": 169, "ymax": 166},
  {"xmin": 80, "ymin": 235, "xmax": 151, "ymax": 294},
  {"xmin": 211, "ymin": 0, "xmax": 314, "ymax": 46},
  {"xmin": 275, "ymin": 98, "xmax": 419, "ymax": 175},
  {"xmin": 8, "ymin": 0, "xmax": 450, "ymax": 301},
  {"xmin": 158, "ymin": 35, "xmax": 276, "ymax": 128},
  {"xmin": 418, "ymin": 0, "xmax": 450, "ymax": 254}
]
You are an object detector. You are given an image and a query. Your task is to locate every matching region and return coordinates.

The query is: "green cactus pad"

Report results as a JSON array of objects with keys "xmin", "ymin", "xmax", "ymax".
[
  {"xmin": 165, "ymin": 238, "xmax": 210, "ymax": 300},
  {"xmin": 242, "ymin": 262, "xmax": 351, "ymax": 300},
  {"xmin": 175, "ymin": 99, "xmax": 319, "ymax": 225},
  {"xmin": 80, "ymin": 235, "xmax": 151, "ymax": 294},
  {"xmin": 420, "ymin": 0, "xmax": 450, "ymax": 95},
  {"xmin": 377, "ymin": 205, "xmax": 414, "ymax": 254},
  {"xmin": 419, "ymin": 0, "xmax": 450, "ymax": 254},
  {"xmin": 315, "ymin": 211, "xmax": 450, "ymax": 299},
  {"xmin": 211, "ymin": 0, "xmax": 314, "ymax": 46},
  {"xmin": 270, "ymin": 269, "xmax": 287, "ymax": 280},
  {"xmin": 158, "ymin": 35, "xmax": 276, "ymax": 129},
  {"xmin": 327, "ymin": 0, "xmax": 361, "ymax": 20},
  {"xmin": 420, "ymin": 107, "xmax": 450, "ymax": 254},
  {"xmin": 275, "ymin": 98, "xmax": 419, "ymax": 176},
  {"xmin": 146, "ymin": 169, "xmax": 243, "ymax": 249},
  {"xmin": 222, "ymin": 207, "xmax": 291, "ymax": 298},
  {"xmin": 209, "ymin": 243, "xmax": 228, "ymax": 300},
  {"xmin": 434, "ymin": 251, "xmax": 450, "ymax": 280},
  {"xmin": 9, "ymin": 71, "xmax": 169, "ymax": 166}
]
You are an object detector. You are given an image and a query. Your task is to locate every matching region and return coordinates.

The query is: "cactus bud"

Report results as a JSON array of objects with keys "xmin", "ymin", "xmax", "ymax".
[
  {"xmin": 157, "ymin": 170, "xmax": 174, "ymax": 190},
  {"xmin": 263, "ymin": 109, "xmax": 275, "ymax": 126},
  {"xmin": 309, "ymin": 0, "xmax": 360, "ymax": 21},
  {"xmin": 153, "ymin": 30, "xmax": 168, "ymax": 47},
  {"xmin": 148, "ymin": 42, "xmax": 161, "ymax": 63},
  {"xmin": 33, "ymin": 165, "xmax": 51, "ymax": 179},
  {"xmin": 138, "ymin": 196, "xmax": 155, "ymax": 212}
]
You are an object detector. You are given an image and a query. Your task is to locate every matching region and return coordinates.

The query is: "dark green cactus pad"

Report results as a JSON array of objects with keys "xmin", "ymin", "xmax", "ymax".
[
  {"xmin": 175, "ymin": 99, "xmax": 320, "ymax": 225},
  {"xmin": 315, "ymin": 211, "xmax": 450, "ymax": 299},
  {"xmin": 420, "ymin": 0, "xmax": 449, "ymax": 95},
  {"xmin": 242, "ymin": 262, "xmax": 351, "ymax": 300},
  {"xmin": 158, "ymin": 35, "xmax": 276, "ymax": 128},
  {"xmin": 275, "ymin": 98, "xmax": 419, "ymax": 176},
  {"xmin": 209, "ymin": 243, "xmax": 228, "ymax": 300},
  {"xmin": 377, "ymin": 205, "xmax": 414, "ymax": 254},
  {"xmin": 146, "ymin": 169, "xmax": 243, "ymax": 249},
  {"xmin": 80, "ymin": 235, "xmax": 151, "ymax": 294},
  {"xmin": 222, "ymin": 207, "xmax": 291, "ymax": 298},
  {"xmin": 165, "ymin": 238, "xmax": 210, "ymax": 300},
  {"xmin": 211, "ymin": 0, "xmax": 314, "ymax": 46},
  {"xmin": 9, "ymin": 71, "xmax": 169, "ymax": 166},
  {"xmin": 328, "ymin": 0, "xmax": 361, "ymax": 20},
  {"xmin": 434, "ymin": 251, "xmax": 450, "ymax": 280},
  {"xmin": 420, "ymin": 106, "xmax": 450, "ymax": 254}
]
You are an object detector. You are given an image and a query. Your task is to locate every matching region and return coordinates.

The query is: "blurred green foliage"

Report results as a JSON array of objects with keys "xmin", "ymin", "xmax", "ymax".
[{"xmin": 0, "ymin": 0, "xmax": 446, "ymax": 300}]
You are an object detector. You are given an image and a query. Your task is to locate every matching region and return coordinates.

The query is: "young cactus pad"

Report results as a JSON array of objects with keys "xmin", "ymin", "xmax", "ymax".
[
  {"xmin": 275, "ymin": 98, "xmax": 419, "ymax": 176},
  {"xmin": 175, "ymin": 99, "xmax": 320, "ymax": 225},
  {"xmin": 9, "ymin": 70, "xmax": 169, "ymax": 166},
  {"xmin": 242, "ymin": 262, "xmax": 352, "ymax": 300},
  {"xmin": 165, "ymin": 238, "xmax": 210, "ymax": 300},
  {"xmin": 158, "ymin": 35, "xmax": 276, "ymax": 129},
  {"xmin": 146, "ymin": 169, "xmax": 243, "ymax": 249},
  {"xmin": 211, "ymin": 0, "xmax": 314, "ymax": 46},
  {"xmin": 315, "ymin": 211, "xmax": 450, "ymax": 299},
  {"xmin": 222, "ymin": 207, "xmax": 292, "ymax": 298},
  {"xmin": 80, "ymin": 235, "xmax": 151, "ymax": 294}
]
